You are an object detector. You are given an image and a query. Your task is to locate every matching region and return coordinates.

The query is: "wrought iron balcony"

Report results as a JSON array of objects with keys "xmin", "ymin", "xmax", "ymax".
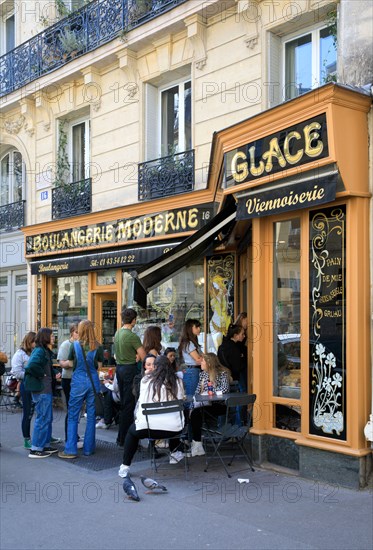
[
  {"xmin": 52, "ymin": 178, "xmax": 91, "ymax": 220},
  {"xmin": 0, "ymin": 0, "xmax": 186, "ymax": 98},
  {"xmin": 138, "ymin": 149, "xmax": 194, "ymax": 201},
  {"xmin": 0, "ymin": 200, "xmax": 25, "ymax": 233}
]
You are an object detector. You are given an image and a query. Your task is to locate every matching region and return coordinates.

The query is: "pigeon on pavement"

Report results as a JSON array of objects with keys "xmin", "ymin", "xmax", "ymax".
[
  {"xmin": 122, "ymin": 476, "xmax": 140, "ymax": 501},
  {"xmin": 140, "ymin": 476, "xmax": 168, "ymax": 492}
]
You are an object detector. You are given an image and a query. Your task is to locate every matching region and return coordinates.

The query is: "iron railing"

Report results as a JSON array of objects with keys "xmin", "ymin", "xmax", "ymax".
[
  {"xmin": 0, "ymin": 0, "xmax": 186, "ymax": 98},
  {"xmin": 52, "ymin": 177, "xmax": 92, "ymax": 220},
  {"xmin": 0, "ymin": 200, "xmax": 25, "ymax": 232},
  {"xmin": 138, "ymin": 149, "xmax": 194, "ymax": 201}
]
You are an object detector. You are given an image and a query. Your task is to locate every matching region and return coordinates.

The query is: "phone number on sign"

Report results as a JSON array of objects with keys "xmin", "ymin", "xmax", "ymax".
[{"xmin": 90, "ymin": 255, "xmax": 136, "ymax": 268}]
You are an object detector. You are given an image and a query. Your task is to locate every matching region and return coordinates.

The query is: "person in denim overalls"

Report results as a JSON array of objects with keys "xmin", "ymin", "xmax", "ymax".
[{"xmin": 59, "ymin": 320, "xmax": 103, "ymax": 459}]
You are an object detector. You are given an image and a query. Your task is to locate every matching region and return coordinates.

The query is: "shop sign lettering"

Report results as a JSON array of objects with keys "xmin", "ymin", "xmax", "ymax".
[
  {"xmin": 26, "ymin": 205, "xmax": 213, "ymax": 256},
  {"xmin": 225, "ymin": 114, "xmax": 328, "ymax": 186}
]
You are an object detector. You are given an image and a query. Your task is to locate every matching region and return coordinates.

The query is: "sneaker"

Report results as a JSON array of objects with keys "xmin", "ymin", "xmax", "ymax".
[
  {"xmin": 77, "ymin": 440, "xmax": 84, "ymax": 449},
  {"xmin": 50, "ymin": 436, "xmax": 61, "ymax": 444},
  {"xmin": 43, "ymin": 447, "xmax": 58, "ymax": 454},
  {"xmin": 95, "ymin": 419, "xmax": 107, "ymax": 429},
  {"xmin": 28, "ymin": 450, "xmax": 50, "ymax": 459},
  {"xmin": 118, "ymin": 464, "xmax": 130, "ymax": 478},
  {"xmin": 58, "ymin": 451, "xmax": 78, "ymax": 459},
  {"xmin": 24, "ymin": 438, "xmax": 31, "ymax": 450},
  {"xmin": 169, "ymin": 451, "xmax": 185, "ymax": 464},
  {"xmin": 191, "ymin": 440, "xmax": 205, "ymax": 457}
]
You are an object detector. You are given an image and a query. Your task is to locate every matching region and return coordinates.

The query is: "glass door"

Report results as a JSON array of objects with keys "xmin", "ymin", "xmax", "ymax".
[{"xmin": 92, "ymin": 293, "xmax": 117, "ymax": 366}]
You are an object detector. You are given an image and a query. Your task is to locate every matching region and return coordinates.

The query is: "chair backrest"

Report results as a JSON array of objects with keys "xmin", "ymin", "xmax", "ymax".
[
  {"xmin": 225, "ymin": 393, "xmax": 257, "ymax": 427},
  {"xmin": 141, "ymin": 399, "xmax": 185, "ymax": 431}
]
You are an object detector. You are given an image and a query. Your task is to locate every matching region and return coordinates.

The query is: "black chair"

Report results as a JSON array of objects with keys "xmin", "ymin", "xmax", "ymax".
[
  {"xmin": 141, "ymin": 399, "xmax": 189, "ymax": 477},
  {"xmin": 202, "ymin": 393, "xmax": 257, "ymax": 478}
]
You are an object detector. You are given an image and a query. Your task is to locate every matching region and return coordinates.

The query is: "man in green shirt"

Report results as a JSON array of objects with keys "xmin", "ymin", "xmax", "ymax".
[{"xmin": 114, "ymin": 308, "xmax": 146, "ymax": 446}]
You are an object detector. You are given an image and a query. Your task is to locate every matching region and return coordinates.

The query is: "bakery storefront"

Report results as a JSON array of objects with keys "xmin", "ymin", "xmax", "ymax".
[
  {"xmin": 135, "ymin": 84, "xmax": 372, "ymax": 487},
  {"xmin": 210, "ymin": 83, "xmax": 371, "ymax": 488},
  {"xmin": 22, "ymin": 198, "xmax": 219, "ymax": 361}
]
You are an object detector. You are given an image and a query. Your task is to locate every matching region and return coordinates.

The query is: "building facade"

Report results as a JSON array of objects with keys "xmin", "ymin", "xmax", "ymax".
[{"xmin": 0, "ymin": 0, "xmax": 372, "ymax": 487}]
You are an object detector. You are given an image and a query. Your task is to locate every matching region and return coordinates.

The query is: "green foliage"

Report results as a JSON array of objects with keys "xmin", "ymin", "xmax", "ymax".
[
  {"xmin": 55, "ymin": 119, "xmax": 70, "ymax": 188},
  {"xmin": 326, "ymin": 6, "xmax": 338, "ymax": 49},
  {"xmin": 59, "ymin": 27, "xmax": 86, "ymax": 54}
]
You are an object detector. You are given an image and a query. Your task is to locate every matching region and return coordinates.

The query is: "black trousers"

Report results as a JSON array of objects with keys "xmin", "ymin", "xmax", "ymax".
[
  {"xmin": 122, "ymin": 422, "xmax": 182, "ymax": 466},
  {"xmin": 116, "ymin": 364, "xmax": 138, "ymax": 446},
  {"xmin": 190, "ymin": 403, "xmax": 227, "ymax": 441}
]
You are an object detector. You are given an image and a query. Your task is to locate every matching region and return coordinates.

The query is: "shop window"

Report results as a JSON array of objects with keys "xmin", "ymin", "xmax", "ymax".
[
  {"xmin": 50, "ymin": 275, "xmax": 88, "ymax": 351},
  {"xmin": 0, "ymin": 149, "xmax": 25, "ymax": 206},
  {"xmin": 273, "ymin": 219, "xmax": 301, "ymax": 401},
  {"xmin": 268, "ymin": 23, "xmax": 336, "ymax": 106},
  {"xmin": 206, "ymin": 254, "xmax": 235, "ymax": 353},
  {"xmin": 123, "ymin": 261, "xmax": 204, "ymax": 349},
  {"xmin": 96, "ymin": 270, "xmax": 117, "ymax": 286},
  {"xmin": 145, "ymin": 77, "xmax": 192, "ymax": 159}
]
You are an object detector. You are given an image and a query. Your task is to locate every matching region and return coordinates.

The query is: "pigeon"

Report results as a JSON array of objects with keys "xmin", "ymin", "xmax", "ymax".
[
  {"xmin": 122, "ymin": 476, "xmax": 140, "ymax": 502},
  {"xmin": 140, "ymin": 476, "xmax": 168, "ymax": 493}
]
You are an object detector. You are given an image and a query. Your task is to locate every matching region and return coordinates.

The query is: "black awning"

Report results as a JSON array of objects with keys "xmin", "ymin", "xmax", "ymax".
[{"xmin": 131, "ymin": 199, "xmax": 237, "ymax": 299}]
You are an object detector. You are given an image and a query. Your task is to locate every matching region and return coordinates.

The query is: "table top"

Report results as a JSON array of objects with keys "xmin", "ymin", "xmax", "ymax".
[{"xmin": 194, "ymin": 392, "xmax": 245, "ymax": 403}]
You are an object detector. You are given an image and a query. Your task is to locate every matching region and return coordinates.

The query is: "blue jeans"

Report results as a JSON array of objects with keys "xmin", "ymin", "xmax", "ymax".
[
  {"xmin": 65, "ymin": 375, "xmax": 96, "ymax": 455},
  {"xmin": 183, "ymin": 367, "xmax": 201, "ymax": 400},
  {"xmin": 64, "ymin": 343, "xmax": 99, "ymax": 456},
  {"xmin": 20, "ymin": 382, "xmax": 34, "ymax": 439},
  {"xmin": 31, "ymin": 393, "xmax": 53, "ymax": 451}
]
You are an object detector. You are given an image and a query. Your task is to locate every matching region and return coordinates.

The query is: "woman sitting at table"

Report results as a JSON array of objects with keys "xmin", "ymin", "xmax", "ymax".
[
  {"xmin": 190, "ymin": 353, "xmax": 231, "ymax": 458},
  {"xmin": 118, "ymin": 355, "xmax": 185, "ymax": 478}
]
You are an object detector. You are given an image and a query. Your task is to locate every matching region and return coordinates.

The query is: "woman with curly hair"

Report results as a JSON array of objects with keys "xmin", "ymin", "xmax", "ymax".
[
  {"xmin": 118, "ymin": 355, "xmax": 185, "ymax": 478},
  {"xmin": 59, "ymin": 320, "xmax": 103, "ymax": 459}
]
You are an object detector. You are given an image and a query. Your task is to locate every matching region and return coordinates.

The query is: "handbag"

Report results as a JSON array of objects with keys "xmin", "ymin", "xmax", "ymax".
[{"xmin": 80, "ymin": 344, "xmax": 105, "ymax": 418}]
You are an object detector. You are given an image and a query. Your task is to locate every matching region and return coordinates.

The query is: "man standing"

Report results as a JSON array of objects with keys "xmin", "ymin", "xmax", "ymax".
[{"xmin": 114, "ymin": 308, "xmax": 145, "ymax": 446}]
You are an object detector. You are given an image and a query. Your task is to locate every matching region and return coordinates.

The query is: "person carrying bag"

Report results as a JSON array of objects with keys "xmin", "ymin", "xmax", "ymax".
[{"xmin": 58, "ymin": 320, "xmax": 103, "ymax": 459}]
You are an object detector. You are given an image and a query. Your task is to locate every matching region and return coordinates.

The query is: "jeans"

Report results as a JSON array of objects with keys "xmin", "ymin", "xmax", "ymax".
[
  {"xmin": 183, "ymin": 367, "xmax": 201, "ymax": 400},
  {"xmin": 64, "ymin": 344, "xmax": 100, "ymax": 456},
  {"xmin": 122, "ymin": 422, "xmax": 182, "ymax": 466},
  {"xmin": 116, "ymin": 364, "xmax": 138, "ymax": 445},
  {"xmin": 20, "ymin": 381, "xmax": 34, "ymax": 439},
  {"xmin": 31, "ymin": 393, "xmax": 53, "ymax": 451}
]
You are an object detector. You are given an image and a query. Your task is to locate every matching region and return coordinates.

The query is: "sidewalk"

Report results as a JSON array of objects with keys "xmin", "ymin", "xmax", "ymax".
[{"xmin": 1, "ymin": 404, "xmax": 372, "ymax": 550}]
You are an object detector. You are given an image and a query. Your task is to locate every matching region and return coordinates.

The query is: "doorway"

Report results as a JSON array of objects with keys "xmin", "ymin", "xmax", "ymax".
[{"xmin": 92, "ymin": 293, "xmax": 117, "ymax": 365}]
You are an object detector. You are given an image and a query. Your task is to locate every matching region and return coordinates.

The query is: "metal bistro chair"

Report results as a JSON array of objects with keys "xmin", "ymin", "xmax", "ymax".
[
  {"xmin": 141, "ymin": 399, "xmax": 189, "ymax": 477},
  {"xmin": 202, "ymin": 393, "xmax": 257, "ymax": 478}
]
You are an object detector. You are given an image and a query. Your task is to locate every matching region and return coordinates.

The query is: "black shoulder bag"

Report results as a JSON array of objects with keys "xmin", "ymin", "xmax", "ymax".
[{"xmin": 80, "ymin": 345, "xmax": 105, "ymax": 418}]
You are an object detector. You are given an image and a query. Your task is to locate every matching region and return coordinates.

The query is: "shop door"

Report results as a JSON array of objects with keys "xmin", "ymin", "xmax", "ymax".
[{"xmin": 92, "ymin": 293, "xmax": 117, "ymax": 365}]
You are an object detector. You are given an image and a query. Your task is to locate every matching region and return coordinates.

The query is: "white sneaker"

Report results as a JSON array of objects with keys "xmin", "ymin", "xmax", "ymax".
[
  {"xmin": 191, "ymin": 440, "xmax": 205, "ymax": 457},
  {"xmin": 77, "ymin": 440, "xmax": 84, "ymax": 449},
  {"xmin": 118, "ymin": 464, "xmax": 130, "ymax": 478},
  {"xmin": 169, "ymin": 451, "xmax": 184, "ymax": 464},
  {"xmin": 96, "ymin": 419, "xmax": 106, "ymax": 429}
]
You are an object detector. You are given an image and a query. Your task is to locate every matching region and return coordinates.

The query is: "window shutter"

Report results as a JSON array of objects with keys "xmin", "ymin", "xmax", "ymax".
[
  {"xmin": 145, "ymin": 83, "xmax": 159, "ymax": 161},
  {"xmin": 267, "ymin": 32, "xmax": 282, "ymax": 108}
]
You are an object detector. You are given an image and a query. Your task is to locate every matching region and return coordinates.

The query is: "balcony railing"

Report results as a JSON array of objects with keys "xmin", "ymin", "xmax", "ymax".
[
  {"xmin": 52, "ymin": 178, "xmax": 92, "ymax": 220},
  {"xmin": 138, "ymin": 149, "xmax": 194, "ymax": 201},
  {"xmin": 0, "ymin": 200, "xmax": 26, "ymax": 233},
  {"xmin": 0, "ymin": 0, "xmax": 186, "ymax": 98}
]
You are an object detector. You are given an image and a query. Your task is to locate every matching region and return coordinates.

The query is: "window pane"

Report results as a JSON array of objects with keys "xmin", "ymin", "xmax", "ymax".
[
  {"xmin": 13, "ymin": 151, "xmax": 23, "ymax": 202},
  {"xmin": 320, "ymin": 27, "xmax": 337, "ymax": 83},
  {"xmin": 285, "ymin": 34, "xmax": 312, "ymax": 100},
  {"xmin": 15, "ymin": 274, "xmax": 27, "ymax": 286},
  {"xmin": 273, "ymin": 219, "xmax": 301, "ymax": 400},
  {"xmin": 6, "ymin": 15, "xmax": 15, "ymax": 52},
  {"xmin": 161, "ymin": 86, "xmax": 179, "ymax": 155},
  {"xmin": 0, "ymin": 276, "xmax": 8, "ymax": 286},
  {"xmin": 184, "ymin": 81, "xmax": 192, "ymax": 150},
  {"xmin": 72, "ymin": 122, "xmax": 86, "ymax": 182},
  {"xmin": 1, "ymin": 154, "xmax": 10, "ymax": 206}
]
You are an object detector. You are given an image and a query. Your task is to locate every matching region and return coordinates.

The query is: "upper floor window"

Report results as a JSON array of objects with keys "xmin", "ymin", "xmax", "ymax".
[
  {"xmin": 70, "ymin": 118, "xmax": 90, "ymax": 182},
  {"xmin": 1, "ymin": 3, "xmax": 15, "ymax": 55},
  {"xmin": 268, "ymin": 22, "xmax": 337, "ymax": 107},
  {"xmin": 0, "ymin": 150, "xmax": 25, "ymax": 206},
  {"xmin": 284, "ymin": 26, "xmax": 337, "ymax": 100},
  {"xmin": 145, "ymin": 76, "xmax": 192, "ymax": 160}
]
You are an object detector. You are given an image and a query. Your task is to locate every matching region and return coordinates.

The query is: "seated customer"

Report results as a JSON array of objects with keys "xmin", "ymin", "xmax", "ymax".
[
  {"xmin": 118, "ymin": 355, "xmax": 185, "ymax": 477},
  {"xmin": 96, "ymin": 373, "xmax": 121, "ymax": 429},
  {"xmin": 190, "ymin": 353, "xmax": 231, "ymax": 457},
  {"xmin": 132, "ymin": 354, "xmax": 156, "ymax": 402}
]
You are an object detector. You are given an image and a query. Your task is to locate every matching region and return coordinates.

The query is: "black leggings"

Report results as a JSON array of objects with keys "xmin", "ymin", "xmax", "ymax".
[
  {"xmin": 190, "ymin": 403, "xmax": 227, "ymax": 441},
  {"xmin": 122, "ymin": 422, "xmax": 182, "ymax": 466}
]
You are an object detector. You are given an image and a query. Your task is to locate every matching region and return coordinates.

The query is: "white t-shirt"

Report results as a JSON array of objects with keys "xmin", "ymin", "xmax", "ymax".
[
  {"xmin": 57, "ymin": 339, "xmax": 73, "ymax": 379},
  {"xmin": 135, "ymin": 376, "xmax": 185, "ymax": 432}
]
